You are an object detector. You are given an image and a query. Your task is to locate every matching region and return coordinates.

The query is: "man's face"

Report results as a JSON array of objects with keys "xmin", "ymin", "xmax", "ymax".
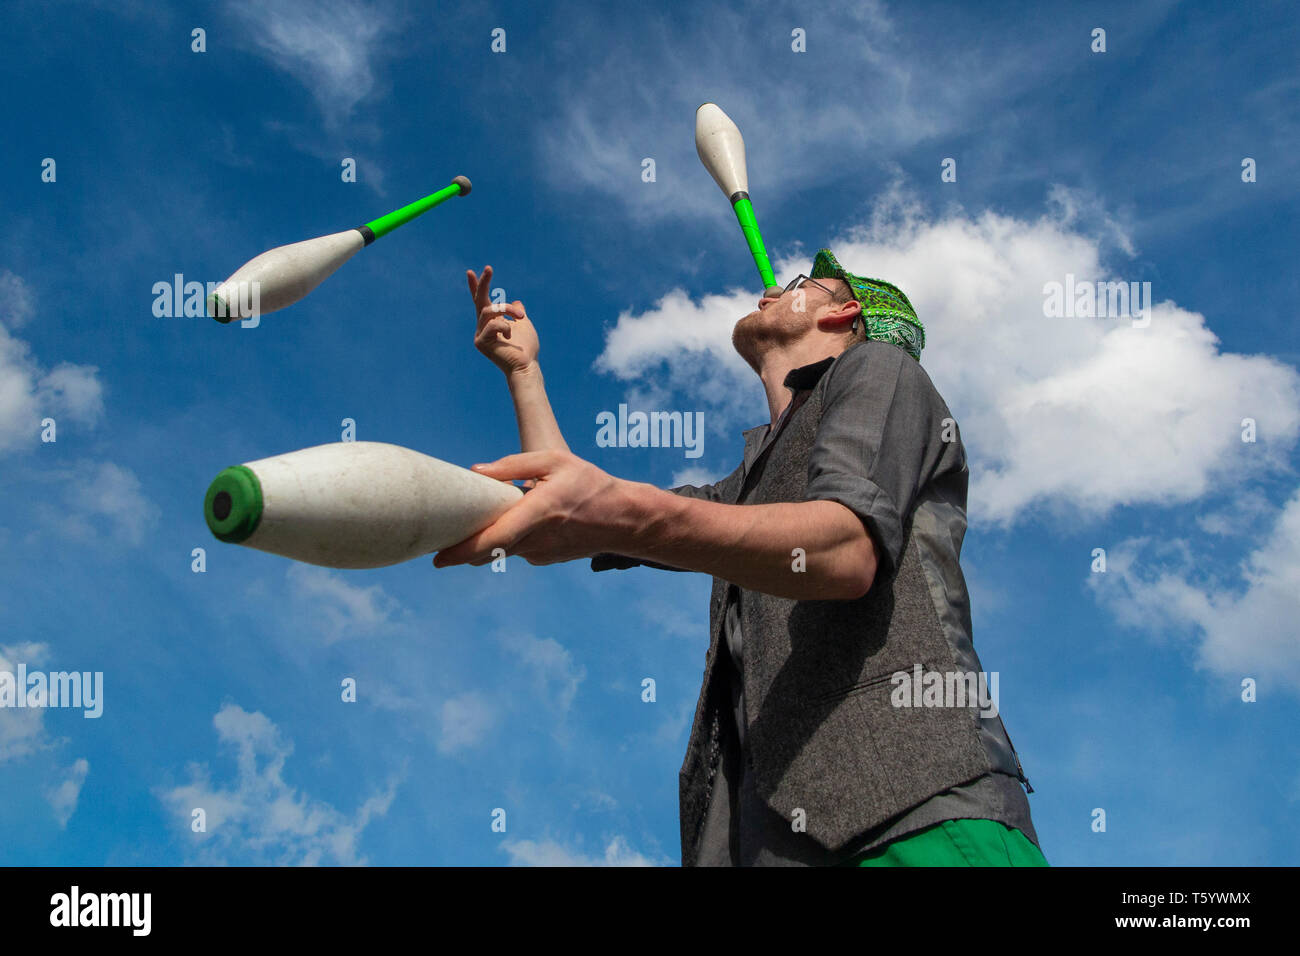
[{"xmin": 731, "ymin": 276, "xmax": 854, "ymax": 366}]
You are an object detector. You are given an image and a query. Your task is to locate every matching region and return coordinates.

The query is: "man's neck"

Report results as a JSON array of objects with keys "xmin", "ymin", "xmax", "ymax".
[{"xmin": 756, "ymin": 339, "xmax": 846, "ymax": 425}]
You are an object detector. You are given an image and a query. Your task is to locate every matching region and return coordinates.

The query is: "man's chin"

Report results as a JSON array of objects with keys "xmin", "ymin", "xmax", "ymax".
[
  {"xmin": 731, "ymin": 313, "xmax": 754, "ymax": 345},
  {"xmin": 731, "ymin": 313, "xmax": 763, "ymax": 364}
]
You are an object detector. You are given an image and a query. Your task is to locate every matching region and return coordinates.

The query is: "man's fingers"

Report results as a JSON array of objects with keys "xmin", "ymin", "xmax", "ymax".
[
  {"xmin": 478, "ymin": 302, "xmax": 524, "ymax": 329},
  {"xmin": 470, "ymin": 450, "xmax": 561, "ymax": 482},
  {"xmin": 476, "ymin": 316, "xmax": 512, "ymax": 344},
  {"xmin": 474, "ymin": 265, "xmax": 494, "ymax": 314},
  {"xmin": 433, "ymin": 494, "xmax": 543, "ymax": 566}
]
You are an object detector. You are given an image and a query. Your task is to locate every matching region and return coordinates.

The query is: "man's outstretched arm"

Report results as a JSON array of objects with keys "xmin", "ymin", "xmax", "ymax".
[
  {"xmin": 432, "ymin": 450, "xmax": 877, "ymax": 602},
  {"xmin": 622, "ymin": 482, "xmax": 878, "ymax": 601}
]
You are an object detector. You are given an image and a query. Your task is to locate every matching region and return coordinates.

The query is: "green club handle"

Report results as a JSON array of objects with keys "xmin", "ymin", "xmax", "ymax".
[
  {"xmin": 361, "ymin": 176, "xmax": 471, "ymax": 242},
  {"xmin": 731, "ymin": 196, "xmax": 776, "ymax": 290}
]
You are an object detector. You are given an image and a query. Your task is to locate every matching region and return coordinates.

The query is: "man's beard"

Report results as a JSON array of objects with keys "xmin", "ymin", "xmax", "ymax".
[{"xmin": 732, "ymin": 309, "xmax": 801, "ymax": 373}]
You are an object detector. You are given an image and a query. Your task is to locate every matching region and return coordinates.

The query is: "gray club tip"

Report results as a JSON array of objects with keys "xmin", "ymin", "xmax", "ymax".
[{"xmin": 452, "ymin": 175, "xmax": 472, "ymax": 196}]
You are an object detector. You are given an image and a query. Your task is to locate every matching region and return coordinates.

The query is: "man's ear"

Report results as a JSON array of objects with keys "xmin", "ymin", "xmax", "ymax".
[{"xmin": 818, "ymin": 298, "xmax": 861, "ymax": 334}]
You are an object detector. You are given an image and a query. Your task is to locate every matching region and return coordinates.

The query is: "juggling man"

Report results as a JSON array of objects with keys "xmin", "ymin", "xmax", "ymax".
[{"xmin": 435, "ymin": 255, "xmax": 1047, "ymax": 867}]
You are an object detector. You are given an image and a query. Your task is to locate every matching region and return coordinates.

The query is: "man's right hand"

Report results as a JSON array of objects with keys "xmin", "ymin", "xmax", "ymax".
[{"xmin": 467, "ymin": 265, "xmax": 541, "ymax": 377}]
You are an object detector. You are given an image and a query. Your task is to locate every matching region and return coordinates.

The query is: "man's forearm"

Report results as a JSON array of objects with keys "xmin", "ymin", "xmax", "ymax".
[
  {"xmin": 506, "ymin": 365, "xmax": 570, "ymax": 453},
  {"xmin": 613, "ymin": 481, "xmax": 877, "ymax": 601}
]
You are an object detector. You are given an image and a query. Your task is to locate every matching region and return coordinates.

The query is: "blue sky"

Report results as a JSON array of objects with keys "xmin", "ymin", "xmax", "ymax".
[{"xmin": 0, "ymin": 0, "xmax": 1296, "ymax": 865}]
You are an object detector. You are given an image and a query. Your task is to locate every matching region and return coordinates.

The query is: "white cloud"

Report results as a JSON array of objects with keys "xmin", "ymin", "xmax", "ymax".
[
  {"xmin": 158, "ymin": 703, "xmax": 397, "ymax": 865},
  {"xmin": 575, "ymin": 789, "xmax": 618, "ymax": 812},
  {"xmin": 0, "ymin": 270, "xmax": 35, "ymax": 328},
  {"xmin": 1089, "ymin": 486, "xmax": 1300, "ymax": 693},
  {"xmin": 38, "ymin": 364, "xmax": 104, "ymax": 423},
  {"xmin": 2, "ymin": 644, "xmax": 93, "ymax": 829},
  {"xmin": 0, "ymin": 275, "xmax": 140, "ymax": 555},
  {"xmin": 286, "ymin": 564, "xmax": 398, "ymax": 641},
  {"xmin": 433, "ymin": 635, "xmax": 586, "ymax": 754},
  {"xmin": 46, "ymin": 758, "xmax": 89, "ymax": 827},
  {"xmin": 595, "ymin": 190, "xmax": 1300, "ymax": 526},
  {"xmin": 499, "ymin": 633, "xmax": 586, "ymax": 714},
  {"xmin": 437, "ymin": 691, "xmax": 496, "ymax": 755},
  {"xmin": 1196, "ymin": 488, "xmax": 1276, "ymax": 538},
  {"xmin": 594, "ymin": 288, "xmax": 766, "ymax": 444},
  {"xmin": 0, "ymin": 642, "xmax": 52, "ymax": 762},
  {"xmin": 0, "ymin": 272, "xmax": 103, "ymax": 453},
  {"xmin": 634, "ymin": 586, "xmax": 707, "ymax": 643},
  {"xmin": 669, "ymin": 464, "xmax": 729, "ymax": 488},
  {"xmin": 824, "ymin": 196, "xmax": 1300, "ymax": 525},
  {"xmin": 502, "ymin": 834, "xmax": 663, "ymax": 867},
  {"xmin": 45, "ymin": 461, "xmax": 158, "ymax": 546},
  {"xmin": 225, "ymin": 0, "xmax": 396, "ymax": 125}
]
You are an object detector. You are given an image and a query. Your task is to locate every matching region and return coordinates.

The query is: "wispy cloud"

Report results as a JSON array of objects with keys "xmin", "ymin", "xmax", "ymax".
[
  {"xmin": 224, "ymin": 0, "xmax": 397, "ymax": 126},
  {"xmin": 2, "ymin": 644, "xmax": 92, "ymax": 831},
  {"xmin": 0, "ymin": 271, "xmax": 103, "ymax": 453},
  {"xmin": 0, "ymin": 642, "xmax": 53, "ymax": 763},
  {"xmin": 1196, "ymin": 488, "xmax": 1277, "ymax": 539},
  {"xmin": 502, "ymin": 834, "xmax": 664, "ymax": 867},
  {"xmin": 0, "ymin": 270, "xmax": 35, "ymax": 328},
  {"xmin": 1089, "ymin": 486, "xmax": 1300, "ymax": 695},
  {"xmin": 158, "ymin": 703, "xmax": 398, "ymax": 865},
  {"xmin": 669, "ymin": 464, "xmax": 730, "ymax": 488},
  {"xmin": 437, "ymin": 691, "xmax": 496, "ymax": 755},
  {"xmin": 285, "ymin": 564, "xmax": 399, "ymax": 641},
  {"xmin": 43, "ymin": 461, "xmax": 157, "ymax": 546},
  {"xmin": 47, "ymin": 759, "xmax": 89, "ymax": 828},
  {"xmin": 534, "ymin": 0, "xmax": 1081, "ymax": 224},
  {"xmin": 498, "ymin": 633, "xmax": 586, "ymax": 715}
]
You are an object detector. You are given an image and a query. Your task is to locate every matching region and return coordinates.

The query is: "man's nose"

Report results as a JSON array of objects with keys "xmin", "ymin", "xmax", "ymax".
[{"xmin": 759, "ymin": 287, "xmax": 783, "ymax": 309}]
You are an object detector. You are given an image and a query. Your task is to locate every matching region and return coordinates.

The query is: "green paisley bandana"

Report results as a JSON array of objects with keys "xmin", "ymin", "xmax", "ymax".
[{"xmin": 810, "ymin": 248, "xmax": 925, "ymax": 361}]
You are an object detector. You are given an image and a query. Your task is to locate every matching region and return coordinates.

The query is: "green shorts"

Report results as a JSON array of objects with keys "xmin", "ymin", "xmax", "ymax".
[{"xmin": 847, "ymin": 818, "xmax": 1049, "ymax": 867}]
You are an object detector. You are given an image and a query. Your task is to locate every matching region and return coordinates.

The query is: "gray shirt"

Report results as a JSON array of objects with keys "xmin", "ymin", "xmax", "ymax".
[
  {"xmin": 691, "ymin": 351, "xmax": 1036, "ymax": 866},
  {"xmin": 594, "ymin": 343, "xmax": 1038, "ymax": 865}
]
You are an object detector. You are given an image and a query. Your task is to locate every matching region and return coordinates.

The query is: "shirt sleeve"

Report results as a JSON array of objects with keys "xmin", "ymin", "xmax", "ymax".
[{"xmin": 805, "ymin": 341, "xmax": 961, "ymax": 580}]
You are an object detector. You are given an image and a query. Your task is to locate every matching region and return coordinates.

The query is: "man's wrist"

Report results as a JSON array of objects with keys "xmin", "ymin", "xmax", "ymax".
[
  {"xmin": 608, "ymin": 480, "xmax": 682, "ymax": 561},
  {"xmin": 505, "ymin": 363, "xmax": 542, "ymax": 387}
]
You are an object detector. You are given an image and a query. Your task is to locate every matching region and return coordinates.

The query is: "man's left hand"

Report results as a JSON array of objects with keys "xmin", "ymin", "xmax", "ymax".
[{"xmin": 432, "ymin": 450, "xmax": 633, "ymax": 568}]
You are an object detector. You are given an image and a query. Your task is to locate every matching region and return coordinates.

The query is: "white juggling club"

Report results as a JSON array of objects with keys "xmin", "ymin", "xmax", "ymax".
[
  {"xmin": 694, "ymin": 103, "xmax": 777, "ymax": 290},
  {"xmin": 203, "ymin": 441, "xmax": 522, "ymax": 569},
  {"xmin": 207, "ymin": 176, "xmax": 472, "ymax": 322}
]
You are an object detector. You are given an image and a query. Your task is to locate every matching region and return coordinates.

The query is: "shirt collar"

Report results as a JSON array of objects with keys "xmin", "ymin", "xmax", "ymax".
[
  {"xmin": 783, "ymin": 355, "xmax": 836, "ymax": 391},
  {"xmin": 741, "ymin": 355, "xmax": 839, "ymax": 447}
]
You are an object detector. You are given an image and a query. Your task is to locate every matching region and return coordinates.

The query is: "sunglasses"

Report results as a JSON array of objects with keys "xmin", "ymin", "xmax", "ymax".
[
  {"xmin": 780, "ymin": 275, "xmax": 859, "ymax": 332},
  {"xmin": 782, "ymin": 274, "xmax": 840, "ymax": 297}
]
